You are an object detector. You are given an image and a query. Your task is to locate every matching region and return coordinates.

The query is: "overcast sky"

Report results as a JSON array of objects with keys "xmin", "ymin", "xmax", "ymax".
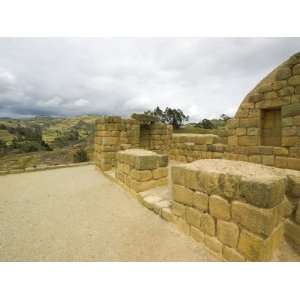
[{"xmin": 0, "ymin": 38, "xmax": 299, "ymax": 121}]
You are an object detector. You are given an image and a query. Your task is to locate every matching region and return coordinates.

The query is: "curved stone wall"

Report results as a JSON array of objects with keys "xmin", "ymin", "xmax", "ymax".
[{"xmin": 226, "ymin": 52, "xmax": 300, "ymax": 169}]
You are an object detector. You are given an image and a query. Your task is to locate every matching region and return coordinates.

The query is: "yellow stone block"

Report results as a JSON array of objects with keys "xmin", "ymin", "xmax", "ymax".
[{"xmin": 209, "ymin": 195, "xmax": 231, "ymax": 221}]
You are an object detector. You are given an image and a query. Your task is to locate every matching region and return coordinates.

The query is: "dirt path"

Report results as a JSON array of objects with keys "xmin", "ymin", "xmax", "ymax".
[{"xmin": 0, "ymin": 165, "xmax": 215, "ymax": 261}]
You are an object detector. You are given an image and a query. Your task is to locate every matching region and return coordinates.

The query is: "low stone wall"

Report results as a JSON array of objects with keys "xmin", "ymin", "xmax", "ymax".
[
  {"xmin": 169, "ymin": 133, "xmax": 300, "ymax": 170},
  {"xmin": 170, "ymin": 159, "xmax": 299, "ymax": 261},
  {"xmin": 116, "ymin": 149, "xmax": 168, "ymax": 192},
  {"xmin": 169, "ymin": 134, "xmax": 223, "ymax": 162},
  {"xmin": 0, "ymin": 161, "xmax": 93, "ymax": 176}
]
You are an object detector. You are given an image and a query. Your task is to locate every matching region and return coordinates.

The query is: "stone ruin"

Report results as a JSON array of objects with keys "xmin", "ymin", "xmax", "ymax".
[
  {"xmin": 94, "ymin": 52, "xmax": 300, "ymax": 261},
  {"xmin": 94, "ymin": 113, "xmax": 172, "ymax": 171}
]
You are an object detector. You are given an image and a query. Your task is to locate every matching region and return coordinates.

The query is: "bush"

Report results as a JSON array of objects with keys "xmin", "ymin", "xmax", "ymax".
[{"xmin": 73, "ymin": 148, "xmax": 88, "ymax": 163}]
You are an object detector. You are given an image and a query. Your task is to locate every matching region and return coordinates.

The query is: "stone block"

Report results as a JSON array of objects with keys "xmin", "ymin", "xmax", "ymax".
[
  {"xmin": 282, "ymin": 126, "xmax": 297, "ymax": 136},
  {"xmin": 238, "ymin": 136, "xmax": 258, "ymax": 146},
  {"xmin": 221, "ymin": 173, "xmax": 241, "ymax": 200},
  {"xmin": 275, "ymin": 67, "xmax": 292, "ymax": 80},
  {"xmin": 198, "ymin": 170, "xmax": 220, "ymax": 195},
  {"xmin": 296, "ymin": 203, "xmax": 300, "ymax": 224},
  {"xmin": 186, "ymin": 207, "xmax": 202, "ymax": 228},
  {"xmin": 172, "ymin": 184, "xmax": 194, "ymax": 206},
  {"xmin": 193, "ymin": 191, "xmax": 209, "ymax": 212},
  {"xmin": 152, "ymin": 167, "xmax": 168, "ymax": 179},
  {"xmin": 141, "ymin": 195, "xmax": 161, "ymax": 211},
  {"xmin": 102, "ymin": 151, "xmax": 116, "ymax": 160},
  {"xmin": 209, "ymin": 195, "xmax": 231, "ymax": 221},
  {"xmin": 282, "ymin": 117, "xmax": 293, "ymax": 126},
  {"xmin": 158, "ymin": 155, "xmax": 168, "ymax": 167},
  {"xmin": 279, "ymin": 87, "xmax": 294, "ymax": 96},
  {"xmin": 184, "ymin": 167, "xmax": 199, "ymax": 190},
  {"xmin": 191, "ymin": 226, "xmax": 205, "ymax": 243},
  {"xmin": 247, "ymin": 128, "xmax": 259, "ymax": 136},
  {"xmin": 287, "ymin": 158, "xmax": 300, "ymax": 171},
  {"xmin": 152, "ymin": 200, "xmax": 170, "ymax": 215},
  {"xmin": 264, "ymin": 91, "xmax": 278, "ymax": 100},
  {"xmin": 288, "ymin": 75, "xmax": 300, "ymax": 86},
  {"xmin": 171, "ymin": 201, "xmax": 186, "ymax": 218},
  {"xmin": 249, "ymin": 155, "xmax": 262, "ymax": 164},
  {"xmin": 262, "ymin": 155, "xmax": 274, "ymax": 166},
  {"xmin": 102, "ymin": 137, "xmax": 119, "ymax": 145},
  {"xmin": 174, "ymin": 216, "xmax": 190, "ymax": 235},
  {"xmin": 239, "ymin": 118, "xmax": 259, "ymax": 128},
  {"xmin": 204, "ymin": 235, "xmax": 223, "ymax": 255},
  {"xmin": 238, "ymin": 225, "xmax": 284, "ymax": 261},
  {"xmin": 236, "ymin": 128, "xmax": 247, "ymax": 136},
  {"xmin": 130, "ymin": 169, "xmax": 152, "ymax": 181},
  {"xmin": 228, "ymin": 136, "xmax": 238, "ymax": 145},
  {"xmin": 273, "ymin": 147, "xmax": 289, "ymax": 156},
  {"xmin": 200, "ymin": 213, "xmax": 215, "ymax": 236},
  {"xmin": 285, "ymin": 219, "xmax": 300, "ymax": 249},
  {"xmin": 217, "ymin": 220, "xmax": 239, "ymax": 248},
  {"xmin": 282, "ymin": 136, "xmax": 298, "ymax": 147},
  {"xmin": 130, "ymin": 179, "xmax": 159, "ymax": 192},
  {"xmin": 223, "ymin": 246, "xmax": 245, "ymax": 262},
  {"xmin": 239, "ymin": 176, "xmax": 285, "ymax": 208},
  {"xmin": 293, "ymin": 64, "xmax": 300, "ymax": 75},
  {"xmin": 161, "ymin": 207, "xmax": 174, "ymax": 222},
  {"xmin": 282, "ymin": 103, "xmax": 300, "ymax": 117},
  {"xmin": 258, "ymin": 84, "xmax": 273, "ymax": 93},
  {"xmin": 135, "ymin": 156, "xmax": 158, "ymax": 170},
  {"xmin": 249, "ymin": 93, "xmax": 264, "ymax": 103},
  {"xmin": 171, "ymin": 165, "xmax": 185, "ymax": 186},
  {"xmin": 232, "ymin": 201, "xmax": 283, "ymax": 237},
  {"xmin": 274, "ymin": 157, "xmax": 289, "ymax": 168}
]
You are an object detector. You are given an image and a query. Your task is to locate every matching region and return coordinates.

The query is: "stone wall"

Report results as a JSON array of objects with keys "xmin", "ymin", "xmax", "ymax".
[
  {"xmin": 168, "ymin": 53, "xmax": 300, "ymax": 170},
  {"xmin": 94, "ymin": 115, "xmax": 172, "ymax": 171},
  {"xmin": 170, "ymin": 159, "xmax": 299, "ymax": 261},
  {"xmin": 115, "ymin": 149, "xmax": 168, "ymax": 192},
  {"xmin": 168, "ymin": 132, "xmax": 300, "ymax": 170},
  {"xmin": 227, "ymin": 52, "xmax": 300, "ymax": 164},
  {"xmin": 169, "ymin": 133, "xmax": 224, "ymax": 162}
]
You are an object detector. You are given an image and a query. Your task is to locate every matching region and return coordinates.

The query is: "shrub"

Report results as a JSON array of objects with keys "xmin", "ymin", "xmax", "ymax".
[{"xmin": 73, "ymin": 148, "xmax": 88, "ymax": 163}]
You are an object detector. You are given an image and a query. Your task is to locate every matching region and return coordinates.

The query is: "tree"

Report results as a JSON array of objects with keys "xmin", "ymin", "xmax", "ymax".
[
  {"xmin": 220, "ymin": 114, "xmax": 231, "ymax": 122},
  {"xmin": 144, "ymin": 106, "xmax": 189, "ymax": 129},
  {"xmin": 195, "ymin": 119, "xmax": 215, "ymax": 129}
]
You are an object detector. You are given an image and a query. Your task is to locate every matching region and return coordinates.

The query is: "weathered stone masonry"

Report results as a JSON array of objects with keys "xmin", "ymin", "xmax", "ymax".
[
  {"xmin": 169, "ymin": 53, "xmax": 300, "ymax": 170},
  {"xmin": 171, "ymin": 160, "xmax": 294, "ymax": 261},
  {"xmin": 116, "ymin": 149, "xmax": 168, "ymax": 192},
  {"xmin": 95, "ymin": 52, "xmax": 300, "ymax": 260},
  {"xmin": 94, "ymin": 114, "xmax": 172, "ymax": 171}
]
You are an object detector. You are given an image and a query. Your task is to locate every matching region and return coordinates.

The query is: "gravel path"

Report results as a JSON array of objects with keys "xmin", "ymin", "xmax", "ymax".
[{"xmin": 0, "ymin": 165, "xmax": 215, "ymax": 261}]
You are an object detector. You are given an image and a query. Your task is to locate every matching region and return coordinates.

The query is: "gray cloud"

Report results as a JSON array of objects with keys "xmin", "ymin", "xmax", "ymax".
[{"xmin": 0, "ymin": 38, "xmax": 299, "ymax": 121}]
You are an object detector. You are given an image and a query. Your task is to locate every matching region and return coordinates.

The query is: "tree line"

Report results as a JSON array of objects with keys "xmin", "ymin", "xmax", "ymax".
[{"xmin": 144, "ymin": 106, "xmax": 231, "ymax": 129}]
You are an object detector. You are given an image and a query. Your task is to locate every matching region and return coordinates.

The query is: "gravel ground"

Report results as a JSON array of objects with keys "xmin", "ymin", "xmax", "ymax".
[{"xmin": 0, "ymin": 165, "xmax": 215, "ymax": 261}]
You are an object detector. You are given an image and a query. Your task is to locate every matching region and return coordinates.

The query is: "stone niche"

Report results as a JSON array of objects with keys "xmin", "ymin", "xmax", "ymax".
[
  {"xmin": 170, "ymin": 159, "xmax": 299, "ymax": 261},
  {"xmin": 116, "ymin": 149, "xmax": 168, "ymax": 192}
]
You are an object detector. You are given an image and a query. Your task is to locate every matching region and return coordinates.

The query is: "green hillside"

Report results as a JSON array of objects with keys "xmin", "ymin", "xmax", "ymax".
[{"xmin": 0, "ymin": 115, "xmax": 99, "ymax": 171}]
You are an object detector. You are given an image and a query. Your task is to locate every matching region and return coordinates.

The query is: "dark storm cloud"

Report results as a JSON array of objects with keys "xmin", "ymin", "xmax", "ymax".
[{"xmin": 0, "ymin": 38, "xmax": 299, "ymax": 120}]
